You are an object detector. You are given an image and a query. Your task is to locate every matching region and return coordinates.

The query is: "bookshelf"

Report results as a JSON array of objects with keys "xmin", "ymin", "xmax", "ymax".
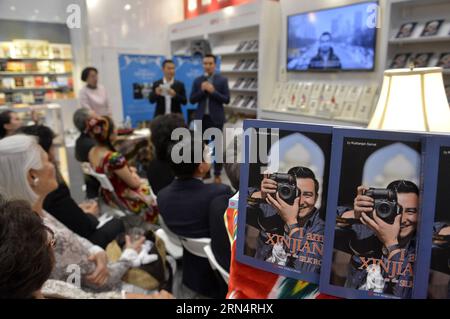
[{"xmin": 0, "ymin": 41, "xmax": 75, "ymax": 107}]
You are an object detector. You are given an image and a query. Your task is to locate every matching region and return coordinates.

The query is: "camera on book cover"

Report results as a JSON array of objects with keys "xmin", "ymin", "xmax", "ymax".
[
  {"xmin": 363, "ymin": 188, "xmax": 400, "ymax": 224},
  {"xmin": 269, "ymin": 173, "xmax": 298, "ymax": 205}
]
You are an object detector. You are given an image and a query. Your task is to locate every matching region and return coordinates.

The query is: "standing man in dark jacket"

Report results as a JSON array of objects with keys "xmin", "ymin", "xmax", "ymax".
[
  {"xmin": 149, "ymin": 59, "xmax": 187, "ymax": 117},
  {"xmin": 190, "ymin": 54, "xmax": 230, "ymax": 184}
]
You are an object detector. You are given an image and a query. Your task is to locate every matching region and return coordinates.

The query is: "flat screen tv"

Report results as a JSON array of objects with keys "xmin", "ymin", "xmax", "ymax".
[{"xmin": 287, "ymin": 1, "xmax": 378, "ymax": 72}]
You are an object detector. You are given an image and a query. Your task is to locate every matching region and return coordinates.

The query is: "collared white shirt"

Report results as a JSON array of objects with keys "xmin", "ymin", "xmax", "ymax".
[
  {"xmin": 163, "ymin": 77, "xmax": 175, "ymax": 115},
  {"xmin": 204, "ymin": 73, "xmax": 214, "ymax": 116}
]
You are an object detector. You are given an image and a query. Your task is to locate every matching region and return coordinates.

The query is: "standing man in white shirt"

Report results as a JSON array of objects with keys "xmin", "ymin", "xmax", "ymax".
[
  {"xmin": 149, "ymin": 60, "xmax": 187, "ymax": 117},
  {"xmin": 79, "ymin": 67, "xmax": 112, "ymax": 117}
]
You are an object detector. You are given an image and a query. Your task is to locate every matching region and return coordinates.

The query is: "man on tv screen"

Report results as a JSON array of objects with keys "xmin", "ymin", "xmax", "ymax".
[{"xmin": 308, "ymin": 32, "xmax": 342, "ymax": 70}]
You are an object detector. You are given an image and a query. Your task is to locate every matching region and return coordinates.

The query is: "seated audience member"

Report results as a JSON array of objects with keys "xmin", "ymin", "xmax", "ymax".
[
  {"xmin": 87, "ymin": 116, "xmax": 157, "ymax": 222},
  {"xmin": 0, "ymin": 135, "xmax": 157, "ymax": 293},
  {"xmin": 209, "ymin": 134, "xmax": 242, "ymax": 273},
  {"xmin": 147, "ymin": 114, "xmax": 187, "ymax": 194},
  {"xmin": 0, "ymin": 196, "xmax": 55, "ymax": 299},
  {"xmin": 158, "ymin": 133, "xmax": 232, "ymax": 297},
  {"xmin": 73, "ymin": 108, "xmax": 100, "ymax": 199},
  {"xmin": 0, "ymin": 110, "xmax": 22, "ymax": 139},
  {"xmin": 19, "ymin": 125, "xmax": 125, "ymax": 249},
  {"xmin": 0, "ymin": 195, "xmax": 173, "ymax": 299}
]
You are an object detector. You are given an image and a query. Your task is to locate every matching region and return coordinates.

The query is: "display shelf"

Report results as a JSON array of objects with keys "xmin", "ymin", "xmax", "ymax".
[
  {"xmin": 230, "ymin": 88, "xmax": 257, "ymax": 93},
  {"xmin": 0, "ymin": 86, "xmax": 72, "ymax": 92},
  {"xmin": 220, "ymin": 69, "xmax": 258, "ymax": 74},
  {"xmin": 259, "ymin": 109, "xmax": 366, "ymax": 127},
  {"xmin": 224, "ymin": 105, "xmax": 257, "ymax": 116},
  {"xmin": 0, "ymin": 72, "xmax": 72, "ymax": 77},
  {"xmin": 0, "ymin": 58, "xmax": 72, "ymax": 62},
  {"xmin": 389, "ymin": 36, "xmax": 450, "ymax": 44},
  {"xmin": 218, "ymin": 50, "xmax": 259, "ymax": 57}
]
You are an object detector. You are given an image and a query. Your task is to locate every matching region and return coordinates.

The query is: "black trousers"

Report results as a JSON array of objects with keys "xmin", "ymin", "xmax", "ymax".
[{"xmin": 202, "ymin": 115, "xmax": 223, "ymax": 177}]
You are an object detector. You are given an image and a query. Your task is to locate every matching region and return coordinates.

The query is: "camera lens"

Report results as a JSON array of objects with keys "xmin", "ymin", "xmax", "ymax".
[
  {"xmin": 376, "ymin": 202, "xmax": 392, "ymax": 219},
  {"xmin": 280, "ymin": 186, "xmax": 292, "ymax": 198}
]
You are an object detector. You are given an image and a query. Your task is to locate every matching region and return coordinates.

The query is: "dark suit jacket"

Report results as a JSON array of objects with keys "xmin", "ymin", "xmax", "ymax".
[
  {"xmin": 75, "ymin": 133, "xmax": 100, "ymax": 199},
  {"xmin": 146, "ymin": 159, "xmax": 174, "ymax": 195},
  {"xmin": 158, "ymin": 178, "xmax": 232, "ymax": 297},
  {"xmin": 190, "ymin": 74, "xmax": 230, "ymax": 126},
  {"xmin": 149, "ymin": 79, "xmax": 187, "ymax": 117},
  {"xmin": 43, "ymin": 182, "xmax": 125, "ymax": 249}
]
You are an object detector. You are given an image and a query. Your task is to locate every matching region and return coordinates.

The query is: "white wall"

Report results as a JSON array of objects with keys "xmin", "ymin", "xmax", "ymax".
[{"xmin": 86, "ymin": 0, "xmax": 184, "ymax": 124}]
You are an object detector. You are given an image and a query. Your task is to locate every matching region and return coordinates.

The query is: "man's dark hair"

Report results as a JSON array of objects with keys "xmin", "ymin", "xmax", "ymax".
[
  {"xmin": 0, "ymin": 110, "xmax": 14, "ymax": 139},
  {"xmin": 168, "ymin": 131, "xmax": 206, "ymax": 179},
  {"xmin": 81, "ymin": 67, "xmax": 98, "ymax": 82},
  {"xmin": 150, "ymin": 114, "xmax": 187, "ymax": 161},
  {"xmin": 288, "ymin": 166, "xmax": 319, "ymax": 196},
  {"xmin": 204, "ymin": 54, "xmax": 217, "ymax": 63},
  {"xmin": 18, "ymin": 125, "xmax": 56, "ymax": 154},
  {"xmin": 387, "ymin": 180, "xmax": 419, "ymax": 195},
  {"xmin": 0, "ymin": 198, "xmax": 55, "ymax": 299},
  {"xmin": 162, "ymin": 59, "xmax": 175, "ymax": 68},
  {"xmin": 320, "ymin": 32, "xmax": 332, "ymax": 39}
]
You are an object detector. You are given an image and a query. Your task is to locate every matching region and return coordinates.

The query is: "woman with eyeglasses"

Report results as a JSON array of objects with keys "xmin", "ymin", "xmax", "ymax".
[{"xmin": 0, "ymin": 135, "xmax": 171, "ymax": 297}]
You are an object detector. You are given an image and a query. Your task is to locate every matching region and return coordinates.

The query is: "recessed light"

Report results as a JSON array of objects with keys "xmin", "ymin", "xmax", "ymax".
[
  {"xmin": 10, "ymin": 6, "xmax": 16, "ymax": 11},
  {"xmin": 34, "ymin": 9, "xmax": 39, "ymax": 14},
  {"xmin": 124, "ymin": 4, "xmax": 131, "ymax": 11}
]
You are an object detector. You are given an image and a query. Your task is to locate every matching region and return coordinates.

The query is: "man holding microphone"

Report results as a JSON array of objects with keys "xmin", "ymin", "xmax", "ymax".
[{"xmin": 190, "ymin": 54, "xmax": 230, "ymax": 184}]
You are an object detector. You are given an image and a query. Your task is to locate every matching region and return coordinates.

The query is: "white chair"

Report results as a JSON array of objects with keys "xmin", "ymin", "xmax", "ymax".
[
  {"xmin": 155, "ymin": 228, "xmax": 183, "ymax": 260},
  {"xmin": 81, "ymin": 162, "xmax": 129, "ymax": 217},
  {"xmin": 180, "ymin": 237, "xmax": 211, "ymax": 258},
  {"xmin": 204, "ymin": 244, "xmax": 230, "ymax": 284}
]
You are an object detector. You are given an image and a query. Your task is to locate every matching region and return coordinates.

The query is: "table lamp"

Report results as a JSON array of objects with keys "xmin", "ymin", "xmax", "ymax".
[{"xmin": 368, "ymin": 67, "xmax": 450, "ymax": 132}]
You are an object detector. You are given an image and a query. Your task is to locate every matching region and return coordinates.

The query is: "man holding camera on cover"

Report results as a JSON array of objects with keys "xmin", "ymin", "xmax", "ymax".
[
  {"xmin": 249, "ymin": 167, "xmax": 325, "ymax": 274},
  {"xmin": 336, "ymin": 180, "xmax": 419, "ymax": 298}
]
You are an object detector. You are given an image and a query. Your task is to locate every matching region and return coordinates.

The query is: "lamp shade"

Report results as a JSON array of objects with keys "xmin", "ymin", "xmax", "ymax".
[{"xmin": 368, "ymin": 67, "xmax": 450, "ymax": 132}]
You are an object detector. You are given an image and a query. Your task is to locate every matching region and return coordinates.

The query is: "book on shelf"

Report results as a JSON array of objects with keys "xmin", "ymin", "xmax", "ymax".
[
  {"xmin": 0, "ymin": 93, "xmax": 5, "ymax": 104},
  {"xmin": 236, "ymin": 41, "xmax": 248, "ymax": 52},
  {"xmin": 14, "ymin": 77, "xmax": 24, "ymax": 88},
  {"xmin": 21, "ymin": 92, "xmax": 35, "ymax": 104},
  {"xmin": 251, "ymin": 79, "xmax": 258, "ymax": 90},
  {"xmin": 234, "ymin": 59, "xmax": 246, "ymax": 70},
  {"xmin": 287, "ymin": 83, "xmax": 302, "ymax": 110},
  {"xmin": 242, "ymin": 78, "xmax": 255, "ymax": 89},
  {"xmin": 233, "ymin": 78, "xmax": 245, "ymax": 89},
  {"xmin": 395, "ymin": 22, "xmax": 417, "ymax": 39},
  {"xmin": 231, "ymin": 95, "xmax": 244, "ymax": 107},
  {"xmin": 390, "ymin": 53, "xmax": 411, "ymax": 69},
  {"xmin": 241, "ymin": 96, "xmax": 254, "ymax": 108},
  {"xmin": 297, "ymin": 82, "xmax": 313, "ymax": 111},
  {"xmin": 2, "ymin": 78, "xmax": 15, "ymax": 89},
  {"xmin": 345, "ymin": 85, "xmax": 363, "ymax": 103},
  {"xmin": 37, "ymin": 61, "xmax": 51, "ymax": 73},
  {"xmin": 421, "ymin": 19, "xmax": 444, "ymax": 37},
  {"xmin": 244, "ymin": 40, "xmax": 257, "ymax": 52},
  {"xmin": 436, "ymin": 52, "xmax": 450, "ymax": 69},
  {"xmin": 243, "ymin": 59, "xmax": 255, "ymax": 70},
  {"xmin": 411, "ymin": 52, "xmax": 433, "ymax": 68},
  {"xmin": 34, "ymin": 76, "xmax": 44, "ymax": 87},
  {"xmin": 310, "ymin": 83, "xmax": 324, "ymax": 100},
  {"xmin": 23, "ymin": 77, "xmax": 35, "ymax": 88}
]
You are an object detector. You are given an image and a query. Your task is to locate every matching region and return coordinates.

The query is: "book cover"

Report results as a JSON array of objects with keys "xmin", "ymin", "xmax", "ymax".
[
  {"xmin": 244, "ymin": 40, "xmax": 257, "ymax": 52},
  {"xmin": 234, "ymin": 59, "xmax": 246, "ymax": 70},
  {"xmin": 411, "ymin": 53, "xmax": 433, "ymax": 68},
  {"xmin": 269, "ymin": 82, "xmax": 283, "ymax": 110},
  {"xmin": 320, "ymin": 128, "xmax": 423, "ymax": 299},
  {"xmin": 14, "ymin": 77, "xmax": 24, "ymax": 88},
  {"xmin": 390, "ymin": 53, "xmax": 411, "ymax": 69},
  {"xmin": 236, "ymin": 120, "xmax": 333, "ymax": 283},
  {"xmin": 232, "ymin": 95, "xmax": 244, "ymax": 107},
  {"xmin": 436, "ymin": 52, "xmax": 450, "ymax": 69},
  {"xmin": 236, "ymin": 41, "xmax": 248, "ymax": 52},
  {"xmin": 233, "ymin": 78, "xmax": 245, "ymax": 89},
  {"xmin": 395, "ymin": 22, "xmax": 417, "ymax": 39},
  {"xmin": 24, "ymin": 76, "xmax": 35, "ymax": 88},
  {"xmin": 413, "ymin": 136, "xmax": 450, "ymax": 299},
  {"xmin": 243, "ymin": 59, "xmax": 255, "ymax": 70},
  {"xmin": 420, "ymin": 19, "xmax": 444, "ymax": 37}
]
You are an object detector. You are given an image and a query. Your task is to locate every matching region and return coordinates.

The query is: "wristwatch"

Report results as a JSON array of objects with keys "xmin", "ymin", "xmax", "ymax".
[
  {"xmin": 284, "ymin": 223, "xmax": 300, "ymax": 235},
  {"xmin": 382, "ymin": 244, "xmax": 401, "ymax": 256}
]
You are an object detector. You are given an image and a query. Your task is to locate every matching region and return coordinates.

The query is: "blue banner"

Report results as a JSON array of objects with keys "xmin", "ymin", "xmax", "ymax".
[
  {"xmin": 118, "ymin": 54, "xmax": 164, "ymax": 127},
  {"xmin": 173, "ymin": 55, "xmax": 221, "ymax": 123}
]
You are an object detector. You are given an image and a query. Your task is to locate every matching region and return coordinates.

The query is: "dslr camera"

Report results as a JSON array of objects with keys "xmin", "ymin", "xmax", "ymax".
[
  {"xmin": 363, "ymin": 188, "xmax": 400, "ymax": 224},
  {"xmin": 269, "ymin": 173, "xmax": 299, "ymax": 205}
]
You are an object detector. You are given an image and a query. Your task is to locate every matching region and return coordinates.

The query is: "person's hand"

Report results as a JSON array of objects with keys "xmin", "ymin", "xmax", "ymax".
[
  {"xmin": 129, "ymin": 166, "xmax": 138, "ymax": 175},
  {"xmin": 434, "ymin": 226, "xmax": 450, "ymax": 245},
  {"xmin": 353, "ymin": 186, "xmax": 374, "ymax": 220},
  {"xmin": 360, "ymin": 211, "xmax": 401, "ymax": 248},
  {"xmin": 125, "ymin": 235, "xmax": 146, "ymax": 253},
  {"xmin": 260, "ymin": 173, "xmax": 277, "ymax": 200},
  {"xmin": 86, "ymin": 251, "xmax": 109, "ymax": 287},
  {"xmin": 201, "ymin": 81, "xmax": 209, "ymax": 91},
  {"xmin": 168, "ymin": 88, "xmax": 176, "ymax": 97},
  {"xmin": 79, "ymin": 200, "xmax": 99, "ymax": 217},
  {"xmin": 205, "ymin": 83, "xmax": 215, "ymax": 93},
  {"xmin": 155, "ymin": 86, "xmax": 163, "ymax": 96},
  {"xmin": 266, "ymin": 192, "xmax": 300, "ymax": 225}
]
